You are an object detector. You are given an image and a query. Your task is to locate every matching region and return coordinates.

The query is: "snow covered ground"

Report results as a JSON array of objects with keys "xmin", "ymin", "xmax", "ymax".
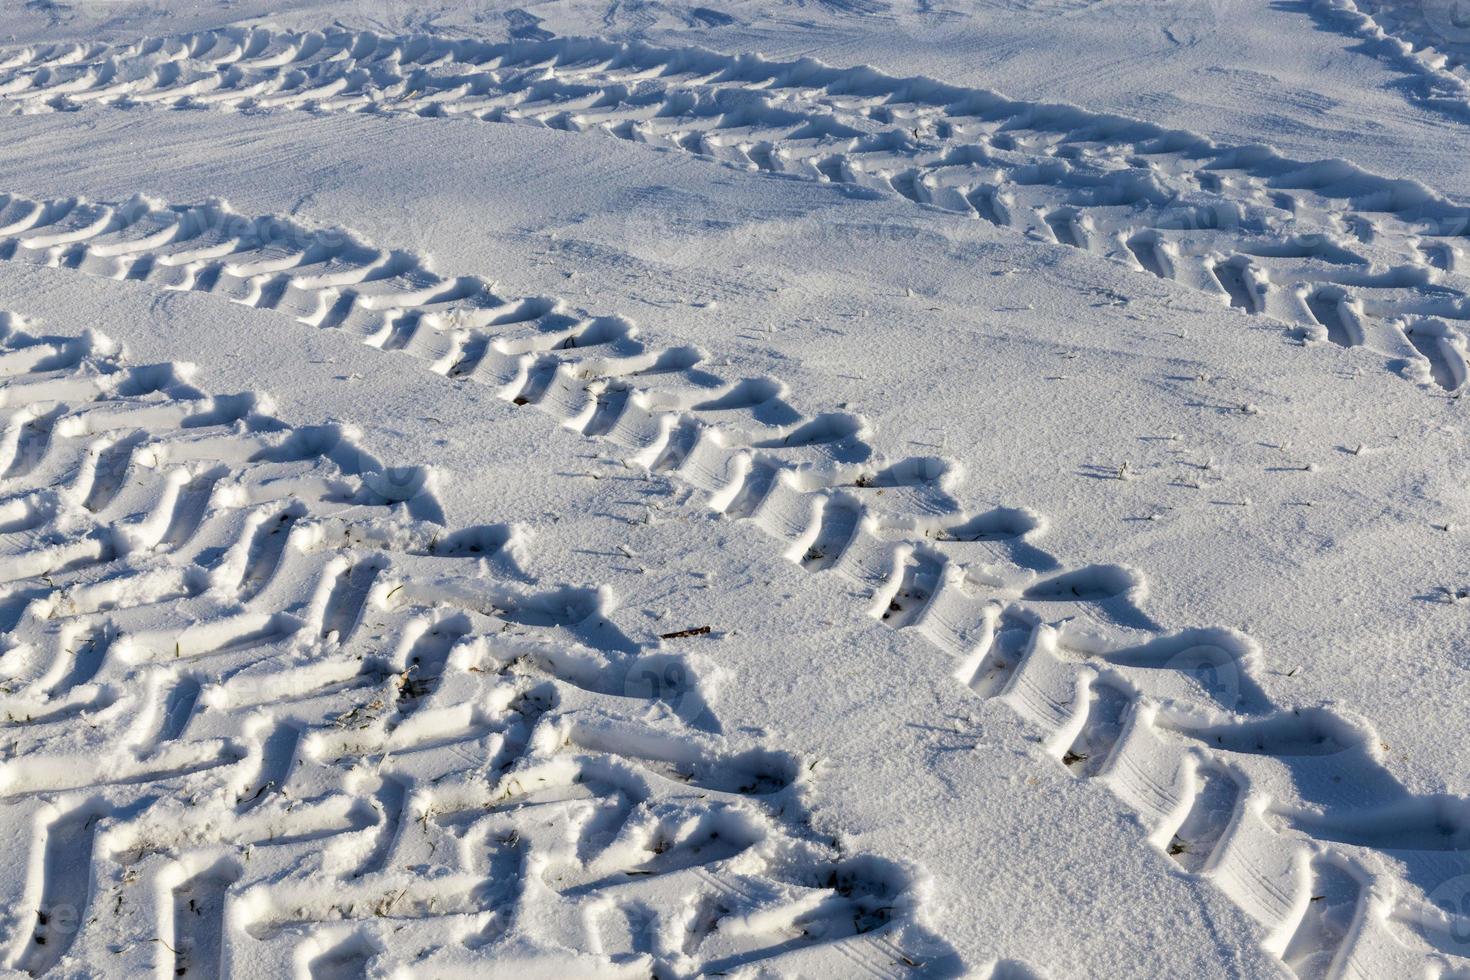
[{"xmin": 0, "ymin": 0, "xmax": 1467, "ymax": 977}]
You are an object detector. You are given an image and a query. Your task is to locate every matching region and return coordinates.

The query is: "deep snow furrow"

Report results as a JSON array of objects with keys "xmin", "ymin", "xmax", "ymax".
[
  {"xmin": 3, "ymin": 28, "xmax": 1470, "ymax": 392},
  {"xmin": 3, "ymin": 194, "xmax": 1467, "ymax": 976},
  {"xmin": 0, "ymin": 317, "xmax": 955, "ymax": 978}
]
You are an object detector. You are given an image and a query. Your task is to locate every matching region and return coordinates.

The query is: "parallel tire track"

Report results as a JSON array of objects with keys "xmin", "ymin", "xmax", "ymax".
[
  {"xmin": 0, "ymin": 313, "xmax": 960, "ymax": 978},
  {"xmin": 2, "ymin": 27, "xmax": 1469, "ymax": 390},
  {"xmin": 1, "ymin": 191, "xmax": 1466, "ymax": 976}
]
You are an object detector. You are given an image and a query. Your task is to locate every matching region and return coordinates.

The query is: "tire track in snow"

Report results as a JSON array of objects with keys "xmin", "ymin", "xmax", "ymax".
[
  {"xmin": 3, "ymin": 193, "xmax": 1468, "ymax": 977},
  {"xmin": 1304, "ymin": 0, "xmax": 1470, "ymax": 123},
  {"xmin": 0, "ymin": 314, "xmax": 959, "ymax": 978},
  {"xmin": 2, "ymin": 27, "xmax": 1470, "ymax": 390}
]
